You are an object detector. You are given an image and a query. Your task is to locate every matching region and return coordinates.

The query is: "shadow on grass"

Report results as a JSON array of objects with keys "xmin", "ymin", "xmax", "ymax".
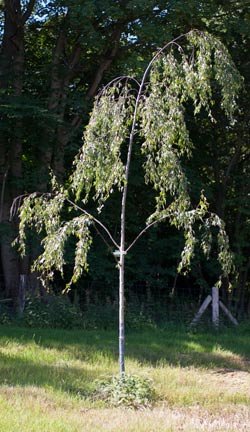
[
  {"xmin": 1, "ymin": 324, "xmax": 250, "ymax": 374},
  {"xmin": 0, "ymin": 350, "xmax": 102, "ymax": 397},
  {"xmin": 125, "ymin": 324, "xmax": 250, "ymax": 371}
]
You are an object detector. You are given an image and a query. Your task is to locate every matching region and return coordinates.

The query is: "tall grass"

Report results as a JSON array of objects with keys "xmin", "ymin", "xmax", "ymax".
[{"xmin": 1, "ymin": 324, "xmax": 250, "ymax": 431}]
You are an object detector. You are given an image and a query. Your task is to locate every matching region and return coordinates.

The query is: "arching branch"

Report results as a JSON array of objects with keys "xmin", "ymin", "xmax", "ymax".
[
  {"xmin": 125, "ymin": 214, "xmax": 175, "ymax": 254},
  {"xmin": 66, "ymin": 198, "xmax": 119, "ymax": 249}
]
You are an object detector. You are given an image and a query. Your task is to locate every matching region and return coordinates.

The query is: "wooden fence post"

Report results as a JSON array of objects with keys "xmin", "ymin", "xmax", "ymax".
[
  {"xmin": 219, "ymin": 301, "xmax": 238, "ymax": 326},
  {"xmin": 190, "ymin": 286, "xmax": 238, "ymax": 328},
  {"xmin": 212, "ymin": 286, "xmax": 219, "ymax": 328},
  {"xmin": 18, "ymin": 274, "xmax": 27, "ymax": 316},
  {"xmin": 190, "ymin": 295, "xmax": 212, "ymax": 327}
]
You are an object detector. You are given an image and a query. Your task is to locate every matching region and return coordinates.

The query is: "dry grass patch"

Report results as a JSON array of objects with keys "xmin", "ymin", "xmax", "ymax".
[{"xmin": 1, "ymin": 386, "xmax": 250, "ymax": 431}]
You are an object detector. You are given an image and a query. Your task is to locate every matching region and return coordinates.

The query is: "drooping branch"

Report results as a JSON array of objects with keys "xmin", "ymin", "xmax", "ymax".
[{"xmin": 9, "ymin": 193, "xmax": 29, "ymax": 221}]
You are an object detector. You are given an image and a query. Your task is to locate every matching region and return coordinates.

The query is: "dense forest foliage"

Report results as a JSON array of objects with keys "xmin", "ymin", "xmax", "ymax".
[{"xmin": 0, "ymin": 0, "xmax": 249, "ymax": 317}]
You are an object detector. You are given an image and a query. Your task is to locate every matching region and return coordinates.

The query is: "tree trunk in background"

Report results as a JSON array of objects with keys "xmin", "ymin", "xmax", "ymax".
[
  {"xmin": 211, "ymin": 137, "xmax": 245, "ymax": 309},
  {"xmin": 45, "ymin": 21, "xmax": 122, "ymax": 182},
  {"xmin": 0, "ymin": 0, "xmax": 35, "ymax": 307}
]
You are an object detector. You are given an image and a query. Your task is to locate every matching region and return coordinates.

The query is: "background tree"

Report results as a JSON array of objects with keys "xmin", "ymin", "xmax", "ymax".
[{"xmin": 0, "ymin": 0, "xmax": 36, "ymax": 306}]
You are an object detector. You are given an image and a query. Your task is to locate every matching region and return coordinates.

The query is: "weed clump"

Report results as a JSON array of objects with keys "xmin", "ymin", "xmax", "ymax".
[{"xmin": 94, "ymin": 373, "xmax": 156, "ymax": 409}]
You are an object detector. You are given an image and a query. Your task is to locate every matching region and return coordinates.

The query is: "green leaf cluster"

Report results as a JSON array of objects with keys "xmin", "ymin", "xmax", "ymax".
[
  {"xmin": 16, "ymin": 183, "xmax": 92, "ymax": 287},
  {"xmin": 71, "ymin": 83, "xmax": 135, "ymax": 211}
]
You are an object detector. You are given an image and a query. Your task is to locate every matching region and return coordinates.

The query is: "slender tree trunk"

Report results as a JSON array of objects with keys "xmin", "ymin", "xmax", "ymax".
[
  {"xmin": 116, "ymin": 37, "xmax": 177, "ymax": 373},
  {"xmin": 119, "ymin": 251, "xmax": 125, "ymax": 373},
  {"xmin": 118, "ymin": 121, "xmax": 137, "ymax": 374}
]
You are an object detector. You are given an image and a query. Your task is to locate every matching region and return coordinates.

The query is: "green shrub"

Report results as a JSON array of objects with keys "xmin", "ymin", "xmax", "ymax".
[
  {"xmin": 21, "ymin": 294, "xmax": 84, "ymax": 329},
  {"xmin": 4, "ymin": 290, "xmax": 199, "ymax": 330},
  {"xmin": 12, "ymin": 295, "xmax": 156, "ymax": 330},
  {"xmin": 126, "ymin": 308, "xmax": 155, "ymax": 331},
  {"xmin": 82, "ymin": 302, "xmax": 154, "ymax": 331},
  {"xmin": 94, "ymin": 373, "xmax": 156, "ymax": 409},
  {"xmin": 0, "ymin": 304, "xmax": 13, "ymax": 325},
  {"xmin": 82, "ymin": 303, "xmax": 118, "ymax": 330}
]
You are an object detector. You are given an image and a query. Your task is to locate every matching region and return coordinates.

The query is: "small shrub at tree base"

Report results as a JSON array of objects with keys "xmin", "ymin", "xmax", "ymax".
[{"xmin": 94, "ymin": 373, "xmax": 156, "ymax": 409}]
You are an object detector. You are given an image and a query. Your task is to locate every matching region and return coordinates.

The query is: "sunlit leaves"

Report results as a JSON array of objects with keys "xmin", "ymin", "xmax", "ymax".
[
  {"xmin": 16, "ymin": 185, "xmax": 92, "ymax": 287},
  {"xmin": 141, "ymin": 53, "xmax": 192, "ymax": 216},
  {"xmin": 70, "ymin": 82, "xmax": 135, "ymax": 211},
  {"xmin": 187, "ymin": 30, "xmax": 243, "ymax": 122},
  {"xmin": 137, "ymin": 30, "xmax": 242, "ymax": 277},
  {"xmin": 17, "ymin": 190, "xmax": 66, "ymax": 257},
  {"xmin": 33, "ymin": 215, "xmax": 92, "ymax": 287},
  {"xmin": 141, "ymin": 30, "xmax": 243, "ymax": 222}
]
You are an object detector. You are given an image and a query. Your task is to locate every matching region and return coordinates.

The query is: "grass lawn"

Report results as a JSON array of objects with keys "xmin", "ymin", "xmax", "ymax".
[{"xmin": 1, "ymin": 323, "xmax": 250, "ymax": 431}]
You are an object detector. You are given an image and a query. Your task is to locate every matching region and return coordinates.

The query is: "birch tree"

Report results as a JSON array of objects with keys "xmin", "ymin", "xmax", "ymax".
[{"xmin": 13, "ymin": 30, "xmax": 242, "ymax": 374}]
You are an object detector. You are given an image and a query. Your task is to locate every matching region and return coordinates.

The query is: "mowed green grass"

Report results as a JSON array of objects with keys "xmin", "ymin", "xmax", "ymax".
[{"xmin": 1, "ymin": 324, "xmax": 250, "ymax": 431}]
